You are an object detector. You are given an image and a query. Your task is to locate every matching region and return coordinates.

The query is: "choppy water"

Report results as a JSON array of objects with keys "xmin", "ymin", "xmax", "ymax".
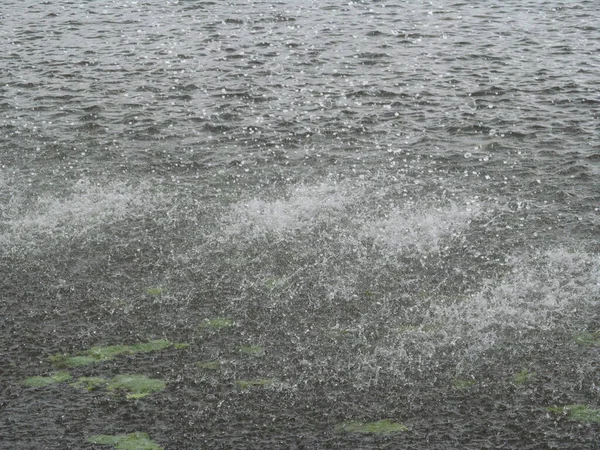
[{"xmin": 1, "ymin": 1, "xmax": 599, "ymax": 449}]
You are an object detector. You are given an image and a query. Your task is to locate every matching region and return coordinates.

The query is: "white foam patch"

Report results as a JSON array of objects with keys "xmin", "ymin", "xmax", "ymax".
[{"xmin": 0, "ymin": 179, "xmax": 168, "ymax": 255}]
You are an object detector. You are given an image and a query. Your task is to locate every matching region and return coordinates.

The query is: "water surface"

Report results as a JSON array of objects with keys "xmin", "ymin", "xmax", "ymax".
[{"xmin": 1, "ymin": 1, "xmax": 599, "ymax": 448}]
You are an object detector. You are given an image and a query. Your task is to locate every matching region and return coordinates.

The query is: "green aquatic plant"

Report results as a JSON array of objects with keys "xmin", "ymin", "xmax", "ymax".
[
  {"xmin": 87, "ymin": 432, "xmax": 163, "ymax": 450},
  {"xmin": 239, "ymin": 345, "xmax": 264, "ymax": 356},
  {"xmin": 23, "ymin": 372, "xmax": 71, "ymax": 387},
  {"xmin": 195, "ymin": 360, "xmax": 220, "ymax": 370},
  {"xmin": 107, "ymin": 374, "xmax": 167, "ymax": 399},
  {"xmin": 452, "ymin": 378, "xmax": 476, "ymax": 390},
  {"xmin": 198, "ymin": 317, "xmax": 234, "ymax": 330},
  {"xmin": 514, "ymin": 369, "xmax": 536, "ymax": 385},
  {"xmin": 145, "ymin": 287, "xmax": 164, "ymax": 296},
  {"xmin": 327, "ymin": 328, "xmax": 351, "ymax": 341},
  {"xmin": 336, "ymin": 419, "xmax": 408, "ymax": 434},
  {"xmin": 575, "ymin": 330, "xmax": 600, "ymax": 346},
  {"xmin": 264, "ymin": 276, "xmax": 287, "ymax": 290},
  {"xmin": 125, "ymin": 340, "xmax": 174, "ymax": 353},
  {"xmin": 71, "ymin": 377, "xmax": 109, "ymax": 392},
  {"xmin": 547, "ymin": 404, "xmax": 600, "ymax": 423},
  {"xmin": 235, "ymin": 378, "xmax": 273, "ymax": 390},
  {"xmin": 49, "ymin": 354, "xmax": 96, "ymax": 368},
  {"xmin": 173, "ymin": 343, "xmax": 189, "ymax": 349},
  {"xmin": 49, "ymin": 339, "xmax": 186, "ymax": 368},
  {"xmin": 69, "ymin": 375, "xmax": 165, "ymax": 398}
]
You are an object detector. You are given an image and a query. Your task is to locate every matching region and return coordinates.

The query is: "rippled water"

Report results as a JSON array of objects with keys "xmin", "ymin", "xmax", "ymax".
[{"xmin": 1, "ymin": 1, "xmax": 599, "ymax": 449}]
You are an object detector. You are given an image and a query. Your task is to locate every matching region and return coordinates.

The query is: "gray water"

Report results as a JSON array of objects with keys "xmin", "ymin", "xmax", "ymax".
[{"xmin": 1, "ymin": 1, "xmax": 599, "ymax": 449}]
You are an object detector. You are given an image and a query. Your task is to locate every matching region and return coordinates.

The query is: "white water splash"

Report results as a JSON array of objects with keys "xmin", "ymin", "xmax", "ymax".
[
  {"xmin": 0, "ymin": 179, "xmax": 170, "ymax": 255},
  {"xmin": 361, "ymin": 202, "xmax": 480, "ymax": 254},
  {"xmin": 222, "ymin": 181, "xmax": 358, "ymax": 238},
  {"xmin": 371, "ymin": 248, "xmax": 600, "ymax": 380}
]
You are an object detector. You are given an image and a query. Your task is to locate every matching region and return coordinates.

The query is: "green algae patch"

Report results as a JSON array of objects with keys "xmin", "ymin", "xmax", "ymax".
[
  {"xmin": 195, "ymin": 360, "xmax": 220, "ymax": 370},
  {"xmin": 49, "ymin": 339, "xmax": 186, "ymax": 368},
  {"xmin": 173, "ymin": 343, "xmax": 189, "ymax": 349},
  {"xmin": 71, "ymin": 377, "xmax": 109, "ymax": 392},
  {"xmin": 452, "ymin": 378, "xmax": 476, "ymax": 390},
  {"xmin": 336, "ymin": 419, "xmax": 408, "ymax": 434},
  {"xmin": 107, "ymin": 375, "xmax": 166, "ymax": 399},
  {"xmin": 70, "ymin": 375, "xmax": 164, "ymax": 398},
  {"xmin": 125, "ymin": 340, "xmax": 173, "ymax": 354},
  {"xmin": 514, "ymin": 369, "xmax": 536, "ymax": 385},
  {"xmin": 575, "ymin": 330, "xmax": 600, "ymax": 346},
  {"xmin": 49, "ymin": 354, "xmax": 97, "ymax": 368},
  {"xmin": 327, "ymin": 328, "xmax": 352, "ymax": 341},
  {"xmin": 87, "ymin": 432, "xmax": 163, "ymax": 450},
  {"xmin": 264, "ymin": 276, "xmax": 287, "ymax": 290},
  {"xmin": 198, "ymin": 317, "xmax": 234, "ymax": 330},
  {"xmin": 239, "ymin": 345, "xmax": 264, "ymax": 356},
  {"xmin": 235, "ymin": 378, "xmax": 273, "ymax": 390},
  {"xmin": 23, "ymin": 372, "xmax": 71, "ymax": 387},
  {"xmin": 547, "ymin": 404, "xmax": 600, "ymax": 423},
  {"xmin": 145, "ymin": 287, "xmax": 164, "ymax": 296}
]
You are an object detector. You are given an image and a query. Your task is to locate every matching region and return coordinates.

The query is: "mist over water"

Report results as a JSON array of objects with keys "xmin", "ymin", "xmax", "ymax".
[{"xmin": 1, "ymin": 1, "xmax": 599, "ymax": 448}]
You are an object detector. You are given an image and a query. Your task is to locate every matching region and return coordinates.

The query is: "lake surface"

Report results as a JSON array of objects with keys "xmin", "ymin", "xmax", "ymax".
[{"xmin": 1, "ymin": 1, "xmax": 599, "ymax": 448}]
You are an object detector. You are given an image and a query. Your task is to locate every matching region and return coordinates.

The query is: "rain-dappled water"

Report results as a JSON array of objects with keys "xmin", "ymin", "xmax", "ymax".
[{"xmin": 1, "ymin": 0, "xmax": 599, "ymax": 448}]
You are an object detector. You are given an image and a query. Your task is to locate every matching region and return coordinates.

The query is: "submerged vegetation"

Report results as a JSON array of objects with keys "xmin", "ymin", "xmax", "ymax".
[
  {"xmin": 87, "ymin": 432, "xmax": 163, "ymax": 450},
  {"xmin": 24, "ymin": 373, "xmax": 167, "ymax": 400},
  {"xmin": 239, "ymin": 345, "xmax": 265, "ymax": 357},
  {"xmin": 71, "ymin": 376, "xmax": 109, "ymax": 392},
  {"xmin": 547, "ymin": 404, "xmax": 600, "ymax": 424},
  {"xmin": 23, "ymin": 372, "xmax": 71, "ymax": 387},
  {"xmin": 69, "ymin": 375, "xmax": 167, "ymax": 399},
  {"xmin": 194, "ymin": 360, "xmax": 221, "ymax": 370},
  {"xmin": 197, "ymin": 317, "xmax": 235, "ymax": 330},
  {"xmin": 48, "ymin": 340, "xmax": 186, "ymax": 368},
  {"xmin": 452, "ymin": 378, "xmax": 477, "ymax": 390},
  {"xmin": 514, "ymin": 369, "xmax": 536, "ymax": 385},
  {"xmin": 145, "ymin": 287, "xmax": 164, "ymax": 296},
  {"xmin": 107, "ymin": 375, "xmax": 167, "ymax": 399},
  {"xmin": 575, "ymin": 330, "xmax": 600, "ymax": 346},
  {"xmin": 235, "ymin": 378, "xmax": 274, "ymax": 390}
]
